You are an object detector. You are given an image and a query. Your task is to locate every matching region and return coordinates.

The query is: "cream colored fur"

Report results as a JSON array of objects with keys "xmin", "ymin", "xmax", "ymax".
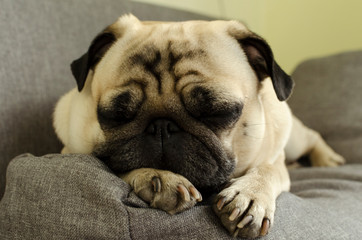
[{"xmin": 53, "ymin": 14, "xmax": 344, "ymax": 238}]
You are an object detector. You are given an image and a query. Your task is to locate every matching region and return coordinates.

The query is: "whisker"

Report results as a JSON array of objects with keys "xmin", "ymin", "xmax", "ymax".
[
  {"xmin": 243, "ymin": 133, "xmax": 265, "ymax": 140},
  {"xmin": 245, "ymin": 122, "xmax": 270, "ymax": 127}
]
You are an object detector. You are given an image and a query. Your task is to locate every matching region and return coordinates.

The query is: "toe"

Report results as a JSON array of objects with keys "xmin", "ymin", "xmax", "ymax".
[
  {"xmin": 260, "ymin": 218, "xmax": 270, "ymax": 236},
  {"xmin": 151, "ymin": 176, "xmax": 162, "ymax": 192},
  {"xmin": 189, "ymin": 186, "xmax": 202, "ymax": 202},
  {"xmin": 237, "ymin": 215, "xmax": 253, "ymax": 229},
  {"xmin": 216, "ymin": 197, "xmax": 227, "ymax": 210},
  {"xmin": 177, "ymin": 185, "xmax": 191, "ymax": 202},
  {"xmin": 229, "ymin": 208, "xmax": 241, "ymax": 221}
]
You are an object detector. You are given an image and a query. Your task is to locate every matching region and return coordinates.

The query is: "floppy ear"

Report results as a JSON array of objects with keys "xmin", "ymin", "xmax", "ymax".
[
  {"xmin": 71, "ymin": 32, "xmax": 116, "ymax": 91},
  {"xmin": 238, "ymin": 36, "xmax": 294, "ymax": 101}
]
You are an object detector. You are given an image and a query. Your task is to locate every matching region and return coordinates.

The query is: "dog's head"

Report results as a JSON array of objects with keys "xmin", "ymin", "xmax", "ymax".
[{"xmin": 64, "ymin": 14, "xmax": 293, "ymax": 191}]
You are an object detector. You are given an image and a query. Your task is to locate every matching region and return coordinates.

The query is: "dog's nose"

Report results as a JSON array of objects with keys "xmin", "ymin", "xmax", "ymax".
[{"xmin": 145, "ymin": 118, "xmax": 181, "ymax": 138}]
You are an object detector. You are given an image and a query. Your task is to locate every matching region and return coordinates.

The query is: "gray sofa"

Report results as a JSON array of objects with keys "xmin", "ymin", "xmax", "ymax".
[{"xmin": 1, "ymin": 0, "xmax": 362, "ymax": 239}]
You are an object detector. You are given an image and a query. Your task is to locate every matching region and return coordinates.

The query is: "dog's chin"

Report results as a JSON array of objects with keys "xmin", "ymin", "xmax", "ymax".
[{"xmin": 93, "ymin": 132, "xmax": 235, "ymax": 193}]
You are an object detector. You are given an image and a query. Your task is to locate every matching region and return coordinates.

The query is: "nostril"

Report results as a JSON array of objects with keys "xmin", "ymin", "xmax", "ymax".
[
  {"xmin": 167, "ymin": 122, "xmax": 180, "ymax": 133},
  {"xmin": 145, "ymin": 118, "xmax": 181, "ymax": 136},
  {"xmin": 145, "ymin": 123, "xmax": 156, "ymax": 134}
]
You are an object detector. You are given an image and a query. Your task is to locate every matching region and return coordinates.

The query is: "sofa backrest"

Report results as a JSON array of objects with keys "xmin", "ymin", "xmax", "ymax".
[{"xmin": 289, "ymin": 50, "xmax": 362, "ymax": 165}]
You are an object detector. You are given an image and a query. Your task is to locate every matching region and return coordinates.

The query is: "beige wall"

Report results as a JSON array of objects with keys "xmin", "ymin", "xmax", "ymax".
[{"xmin": 132, "ymin": 0, "xmax": 362, "ymax": 73}]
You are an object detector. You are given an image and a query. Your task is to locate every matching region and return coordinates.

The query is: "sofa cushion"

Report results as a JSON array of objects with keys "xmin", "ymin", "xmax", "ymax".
[
  {"xmin": 288, "ymin": 50, "xmax": 362, "ymax": 164},
  {"xmin": 1, "ymin": 154, "xmax": 362, "ymax": 239}
]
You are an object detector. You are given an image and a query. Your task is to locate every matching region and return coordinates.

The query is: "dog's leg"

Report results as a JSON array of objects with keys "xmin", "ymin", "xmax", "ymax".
[
  {"xmin": 61, "ymin": 147, "xmax": 70, "ymax": 154},
  {"xmin": 285, "ymin": 116, "xmax": 345, "ymax": 166},
  {"xmin": 120, "ymin": 168, "xmax": 202, "ymax": 215},
  {"xmin": 213, "ymin": 154, "xmax": 290, "ymax": 238}
]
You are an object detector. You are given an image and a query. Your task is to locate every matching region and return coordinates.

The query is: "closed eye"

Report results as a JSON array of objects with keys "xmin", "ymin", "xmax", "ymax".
[
  {"xmin": 196, "ymin": 102, "xmax": 243, "ymax": 129},
  {"xmin": 97, "ymin": 91, "xmax": 142, "ymax": 129},
  {"xmin": 182, "ymin": 86, "xmax": 243, "ymax": 130}
]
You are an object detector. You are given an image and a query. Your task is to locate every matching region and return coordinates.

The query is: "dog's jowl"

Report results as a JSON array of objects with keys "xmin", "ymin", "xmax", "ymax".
[{"xmin": 53, "ymin": 14, "xmax": 345, "ymax": 238}]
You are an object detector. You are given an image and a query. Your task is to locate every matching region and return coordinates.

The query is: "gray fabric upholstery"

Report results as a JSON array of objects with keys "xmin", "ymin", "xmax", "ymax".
[
  {"xmin": 288, "ymin": 51, "xmax": 362, "ymax": 164},
  {"xmin": 0, "ymin": 0, "xmax": 211, "ymax": 199},
  {"xmin": 1, "ymin": 0, "xmax": 362, "ymax": 239},
  {"xmin": 1, "ymin": 154, "xmax": 362, "ymax": 239}
]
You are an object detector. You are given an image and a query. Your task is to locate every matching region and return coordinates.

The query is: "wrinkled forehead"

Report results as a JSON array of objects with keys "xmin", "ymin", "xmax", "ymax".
[
  {"xmin": 123, "ymin": 23, "xmax": 209, "ymax": 69},
  {"xmin": 111, "ymin": 17, "xmax": 249, "ymax": 59},
  {"xmin": 93, "ymin": 18, "xmax": 252, "ymax": 101},
  {"xmin": 121, "ymin": 20, "xmax": 222, "ymax": 59}
]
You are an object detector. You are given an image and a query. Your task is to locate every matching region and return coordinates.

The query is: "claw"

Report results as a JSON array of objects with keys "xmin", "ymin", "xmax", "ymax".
[
  {"xmin": 233, "ymin": 228, "xmax": 240, "ymax": 238},
  {"xmin": 229, "ymin": 208, "xmax": 241, "ymax": 221},
  {"xmin": 151, "ymin": 177, "xmax": 161, "ymax": 193},
  {"xmin": 177, "ymin": 185, "xmax": 191, "ymax": 202},
  {"xmin": 189, "ymin": 186, "xmax": 202, "ymax": 202},
  {"xmin": 217, "ymin": 197, "xmax": 226, "ymax": 210},
  {"xmin": 237, "ymin": 215, "xmax": 253, "ymax": 229},
  {"xmin": 260, "ymin": 218, "xmax": 270, "ymax": 236}
]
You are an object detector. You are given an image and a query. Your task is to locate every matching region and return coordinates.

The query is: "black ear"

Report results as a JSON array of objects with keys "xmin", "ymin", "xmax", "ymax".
[
  {"xmin": 71, "ymin": 32, "xmax": 116, "ymax": 91},
  {"xmin": 238, "ymin": 36, "xmax": 294, "ymax": 101}
]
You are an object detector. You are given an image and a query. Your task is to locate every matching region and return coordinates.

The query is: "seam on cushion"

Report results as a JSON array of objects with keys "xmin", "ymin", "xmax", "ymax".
[{"xmin": 125, "ymin": 203, "xmax": 133, "ymax": 240}]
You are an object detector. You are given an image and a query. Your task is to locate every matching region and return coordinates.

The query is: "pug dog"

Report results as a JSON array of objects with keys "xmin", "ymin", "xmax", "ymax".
[{"xmin": 53, "ymin": 14, "xmax": 345, "ymax": 238}]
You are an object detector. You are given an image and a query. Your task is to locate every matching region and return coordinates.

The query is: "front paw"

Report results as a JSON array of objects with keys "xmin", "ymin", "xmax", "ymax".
[
  {"xmin": 126, "ymin": 168, "xmax": 202, "ymax": 215},
  {"xmin": 213, "ymin": 182, "xmax": 275, "ymax": 238}
]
